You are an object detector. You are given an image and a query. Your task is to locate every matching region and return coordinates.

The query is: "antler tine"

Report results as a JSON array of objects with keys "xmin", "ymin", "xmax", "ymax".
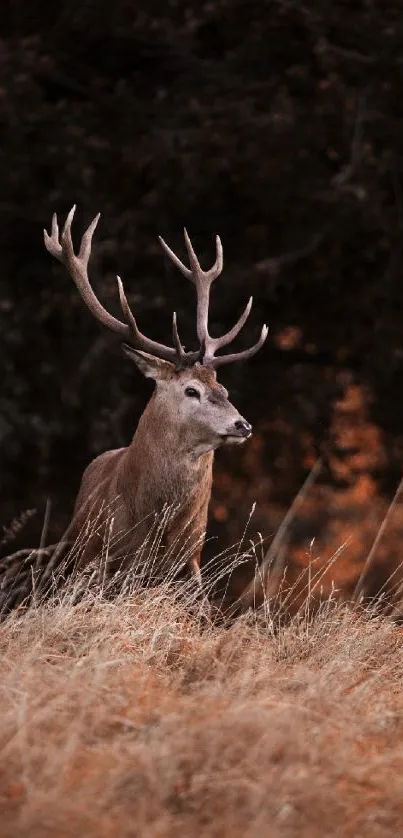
[
  {"xmin": 202, "ymin": 297, "xmax": 253, "ymax": 363},
  {"xmin": 183, "ymin": 228, "xmax": 202, "ymax": 277},
  {"xmin": 43, "ymin": 212, "xmax": 63, "ymax": 261},
  {"xmin": 116, "ymin": 277, "xmax": 188, "ymax": 363},
  {"xmin": 44, "ymin": 207, "xmax": 196, "ymax": 365},
  {"xmin": 209, "ymin": 324, "xmax": 269, "ymax": 369},
  {"xmin": 78, "ymin": 212, "xmax": 101, "ymax": 263},
  {"xmin": 182, "ymin": 229, "xmax": 223, "ymax": 281},
  {"xmin": 183, "ymin": 230, "xmax": 221, "ymax": 351},
  {"xmin": 172, "ymin": 312, "xmax": 187, "ymax": 363},
  {"xmin": 158, "ymin": 236, "xmax": 192, "ymax": 279}
]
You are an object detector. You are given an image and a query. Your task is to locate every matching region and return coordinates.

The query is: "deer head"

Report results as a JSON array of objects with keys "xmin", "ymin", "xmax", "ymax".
[{"xmin": 44, "ymin": 207, "xmax": 268, "ymax": 454}]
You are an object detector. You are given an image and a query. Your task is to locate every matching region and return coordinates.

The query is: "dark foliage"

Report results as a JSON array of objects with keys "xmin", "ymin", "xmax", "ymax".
[{"xmin": 2, "ymin": 1, "xmax": 403, "ymax": 600}]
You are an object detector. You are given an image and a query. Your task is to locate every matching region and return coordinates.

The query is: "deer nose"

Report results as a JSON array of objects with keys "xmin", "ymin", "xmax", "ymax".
[{"xmin": 234, "ymin": 419, "xmax": 252, "ymax": 437}]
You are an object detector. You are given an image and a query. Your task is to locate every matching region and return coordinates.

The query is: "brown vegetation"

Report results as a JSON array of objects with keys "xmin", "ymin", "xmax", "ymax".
[{"xmin": 1, "ymin": 574, "xmax": 403, "ymax": 837}]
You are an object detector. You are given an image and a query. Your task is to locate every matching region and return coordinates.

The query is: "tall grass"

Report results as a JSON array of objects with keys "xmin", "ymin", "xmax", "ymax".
[{"xmin": 1, "ymin": 511, "xmax": 403, "ymax": 836}]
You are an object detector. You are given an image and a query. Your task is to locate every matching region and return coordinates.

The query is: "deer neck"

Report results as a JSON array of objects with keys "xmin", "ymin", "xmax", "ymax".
[
  {"xmin": 134, "ymin": 394, "xmax": 214, "ymax": 463},
  {"xmin": 118, "ymin": 394, "xmax": 213, "ymax": 507}
]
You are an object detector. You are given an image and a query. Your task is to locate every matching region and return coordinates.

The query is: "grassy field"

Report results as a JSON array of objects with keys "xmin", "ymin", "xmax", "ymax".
[{"xmin": 1, "ymin": 577, "xmax": 403, "ymax": 838}]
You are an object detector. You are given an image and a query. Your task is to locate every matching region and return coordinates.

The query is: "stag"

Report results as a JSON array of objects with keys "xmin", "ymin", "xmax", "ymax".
[{"xmin": 43, "ymin": 207, "xmax": 267, "ymax": 605}]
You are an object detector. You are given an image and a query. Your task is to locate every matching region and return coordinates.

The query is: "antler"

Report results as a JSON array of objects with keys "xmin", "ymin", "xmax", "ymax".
[
  {"xmin": 158, "ymin": 230, "xmax": 268, "ymax": 368},
  {"xmin": 44, "ymin": 206, "xmax": 199, "ymax": 365}
]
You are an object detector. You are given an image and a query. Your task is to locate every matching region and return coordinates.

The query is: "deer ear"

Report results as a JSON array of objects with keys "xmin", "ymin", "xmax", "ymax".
[{"xmin": 122, "ymin": 346, "xmax": 174, "ymax": 381}]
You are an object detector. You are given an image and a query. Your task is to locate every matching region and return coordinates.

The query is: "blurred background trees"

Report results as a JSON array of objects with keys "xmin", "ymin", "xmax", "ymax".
[{"xmin": 2, "ymin": 0, "xmax": 403, "ymax": 605}]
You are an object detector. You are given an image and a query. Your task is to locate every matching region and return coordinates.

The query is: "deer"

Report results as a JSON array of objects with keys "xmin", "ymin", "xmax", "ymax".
[{"xmin": 43, "ymin": 206, "xmax": 267, "ymax": 608}]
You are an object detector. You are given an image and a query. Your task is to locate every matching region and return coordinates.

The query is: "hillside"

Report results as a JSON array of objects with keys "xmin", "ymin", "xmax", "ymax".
[{"xmin": 1, "ymin": 583, "xmax": 403, "ymax": 837}]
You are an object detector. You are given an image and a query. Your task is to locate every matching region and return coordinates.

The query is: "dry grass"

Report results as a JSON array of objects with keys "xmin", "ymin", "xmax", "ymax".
[{"xmin": 1, "ymin": 578, "xmax": 403, "ymax": 838}]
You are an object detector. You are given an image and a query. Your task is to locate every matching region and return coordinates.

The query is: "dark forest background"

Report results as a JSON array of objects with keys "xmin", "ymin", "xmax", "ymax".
[{"xmin": 2, "ymin": 0, "xmax": 403, "ymax": 606}]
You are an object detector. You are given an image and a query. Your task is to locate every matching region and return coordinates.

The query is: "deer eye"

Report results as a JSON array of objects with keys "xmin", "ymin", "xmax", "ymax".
[{"xmin": 184, "ymin": 386, "xmax": 201, "ymax": 400}]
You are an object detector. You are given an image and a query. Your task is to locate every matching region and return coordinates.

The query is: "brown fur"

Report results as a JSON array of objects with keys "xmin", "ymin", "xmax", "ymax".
[{"xmin": 61, "ymin": 359, "xmax": 250, "ymax": 599}]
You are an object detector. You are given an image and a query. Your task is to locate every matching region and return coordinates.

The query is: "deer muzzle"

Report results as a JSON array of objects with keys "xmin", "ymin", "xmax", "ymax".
[
  {"xmin": 234, "ymin": 419, "xmax": 252, "ymax": 438},
  {"xmin": 221, "ymin": 418, "xmax": 252, "ymax": 443}
]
